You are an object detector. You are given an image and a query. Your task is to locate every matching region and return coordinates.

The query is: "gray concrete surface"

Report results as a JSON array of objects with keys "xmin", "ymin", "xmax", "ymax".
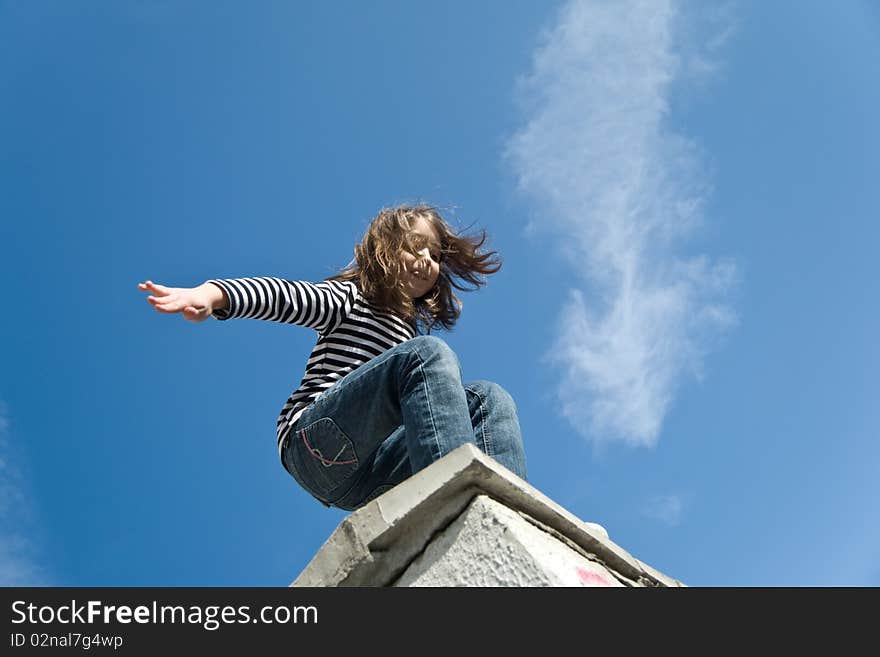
[
  {"xmin": 394, "ymin": 494, "xmax": 625, "ymax": 586},
  {"xmin": 291, "ymin": 443, "xmax": 685, "ymax": 587}
]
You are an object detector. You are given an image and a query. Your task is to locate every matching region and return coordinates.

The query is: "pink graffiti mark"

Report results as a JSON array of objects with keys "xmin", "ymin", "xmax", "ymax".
[{"xmin": 576, "ymin": 566, "xmax": 612, "ymax": 587}]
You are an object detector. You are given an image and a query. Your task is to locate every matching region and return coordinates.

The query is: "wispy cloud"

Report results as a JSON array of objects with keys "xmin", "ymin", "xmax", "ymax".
[
  {"xmin": 642, "ymin": 494, "xmax": 686, "ymax": 527},
  {"xmin": 0, "ymin": 400, "xmax": 49, "ymax": 585},
  {"xmin": 506, "ymin": 0, "xmax": 737, "ymax": 447}
]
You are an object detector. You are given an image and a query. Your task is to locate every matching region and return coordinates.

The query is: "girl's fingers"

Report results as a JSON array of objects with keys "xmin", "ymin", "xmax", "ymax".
[
  {"xmin": 153, "ymin": 297, "xmax": 184, "ymax": 312},
  {"xmin": 140, "ymin": 281, "xmax": 198, "ymax": 317},
  {"xmin": 148, "ymin": 294, "xmax": 178, "ymax": 306},
  {"xmin": 141, "ymin": 281, "xmax": 171, "ymax": 295}
]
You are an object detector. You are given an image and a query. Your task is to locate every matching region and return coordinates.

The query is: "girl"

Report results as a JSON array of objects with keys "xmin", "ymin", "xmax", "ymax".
[{"xmin": 138, "ymin": 204, "xmax": 527, "ymax": 511}]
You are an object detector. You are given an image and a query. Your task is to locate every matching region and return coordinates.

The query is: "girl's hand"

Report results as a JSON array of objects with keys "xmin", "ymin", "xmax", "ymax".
[{"xmin": 137, "ymin": 280, "xmax": 223, "ymax": 322}]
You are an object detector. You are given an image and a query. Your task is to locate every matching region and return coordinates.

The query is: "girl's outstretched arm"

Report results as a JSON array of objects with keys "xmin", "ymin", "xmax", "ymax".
[{"xmin": 137, "ymin": 280, "xmax": 228, "ymax": 322}]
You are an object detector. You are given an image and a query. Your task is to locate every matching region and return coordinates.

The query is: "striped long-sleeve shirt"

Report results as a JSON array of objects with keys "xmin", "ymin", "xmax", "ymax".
[{"xmin": 207, "ymin": 277, "xmax": 416, "ymax": 456}]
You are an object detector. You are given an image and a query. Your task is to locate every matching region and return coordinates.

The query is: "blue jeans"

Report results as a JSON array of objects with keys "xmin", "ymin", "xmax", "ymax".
[{"xmin": 280, "ymin": 335, "xmax": 528, "ymax": 511}]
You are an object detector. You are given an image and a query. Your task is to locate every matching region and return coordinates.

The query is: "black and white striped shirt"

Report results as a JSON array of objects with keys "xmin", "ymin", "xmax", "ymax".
[{"xmin": 207, "ymin": 277, "xmax": 416, "ymax": 455}]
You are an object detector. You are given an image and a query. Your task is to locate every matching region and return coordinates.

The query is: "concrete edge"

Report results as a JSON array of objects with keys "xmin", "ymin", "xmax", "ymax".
[{"xmin": 292, "ymin": 444, "xmax": 675, "ymax": 587}]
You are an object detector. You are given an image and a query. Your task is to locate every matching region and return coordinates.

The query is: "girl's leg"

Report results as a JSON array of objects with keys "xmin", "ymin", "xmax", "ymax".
[
  {"xmin": 464, "ymin": 380, "xmax": 528, "ymax": 480},
  {"xmin": 282, "ymin": 335, "xmax": 482, "ymax": 507},
  {"xmin": 334, "ymin": 379, "xmax": 528, "ymax": 510},
  {"xmin": 334, "ymin": 426, "xmax": 412, "ymax": 510}
]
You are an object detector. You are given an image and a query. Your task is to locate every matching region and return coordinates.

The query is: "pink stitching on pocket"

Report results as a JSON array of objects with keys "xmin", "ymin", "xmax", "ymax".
[{"xmin": 301, "ymin": 429, "xmax": 357, "ymax": 466}]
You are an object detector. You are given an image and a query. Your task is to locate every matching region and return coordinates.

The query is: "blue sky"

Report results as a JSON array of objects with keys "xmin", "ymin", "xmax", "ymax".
[{"xmin": 1, "ymin": 0, "xmax": 878, "ymax": 587}]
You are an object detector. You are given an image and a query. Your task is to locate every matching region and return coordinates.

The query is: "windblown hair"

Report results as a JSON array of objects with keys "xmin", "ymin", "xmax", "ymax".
[{"xmin": 329, "ymin": 204, "xmax": 501, "ymax": 332}]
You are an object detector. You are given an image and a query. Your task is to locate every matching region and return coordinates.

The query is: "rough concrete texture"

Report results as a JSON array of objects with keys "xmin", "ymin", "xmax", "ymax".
[
  {"xmin": 291, "ymin": 443, "xmax": 685, "ymax": 587},
  {"xmin": 394, "ymin": 495, "xmax": 624, "ymax": 586}
]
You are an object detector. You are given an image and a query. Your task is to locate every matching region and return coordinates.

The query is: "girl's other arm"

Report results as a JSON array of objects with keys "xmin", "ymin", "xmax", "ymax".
[
  {"xmin": 137, "ymin": 280, "xmax": 228, "ymax": 322},
  {"xmin": 203, "ymin": 277, "xmax": 355, "ymax": 330}
]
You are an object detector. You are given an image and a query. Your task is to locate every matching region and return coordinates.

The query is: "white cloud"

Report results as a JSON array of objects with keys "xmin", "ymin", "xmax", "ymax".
[
  {"xmin": 506, "ymin": 0, "xmax": 737, "ymax": 447},
  {"xmin": 643, "ymin": 494, "xmax": 685, "ymax": 527},
  {"xmin": 0, "ymin": 400, "xmax": 49, "ymax": 585}
]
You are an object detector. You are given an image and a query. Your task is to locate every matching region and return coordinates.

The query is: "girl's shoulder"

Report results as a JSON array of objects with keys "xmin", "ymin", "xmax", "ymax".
[
  {"xmin": 323, "ymin": 277, "xmax": 412, "ymax": 332},
  {"xmin": 318, "ymin": 277, "xmax": 360, "ymax": 299}
]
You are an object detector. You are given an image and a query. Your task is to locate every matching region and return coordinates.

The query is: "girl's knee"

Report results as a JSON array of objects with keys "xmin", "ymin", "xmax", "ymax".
[
  {"xmin": 408, "ymin": 335, "xmax": 460, "ymax": 368},
  {"xmin": 466, "ymin": 380, "xmax": 516, "ymax": 411}
]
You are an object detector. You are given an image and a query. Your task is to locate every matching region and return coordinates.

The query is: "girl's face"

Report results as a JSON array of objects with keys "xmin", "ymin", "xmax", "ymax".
[{"xmin": 400, "ymin": 215, "xmax": 442, "ymax": 299}]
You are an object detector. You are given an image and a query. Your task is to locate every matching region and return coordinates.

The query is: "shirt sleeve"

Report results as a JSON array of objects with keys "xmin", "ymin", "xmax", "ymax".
[{"xmin": 207, "ymin": 277, "xmax": 356, "ymax": 334}]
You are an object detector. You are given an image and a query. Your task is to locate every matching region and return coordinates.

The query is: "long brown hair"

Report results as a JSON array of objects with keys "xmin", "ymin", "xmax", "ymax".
[{"xmin": 329, "ymin": 204, "xmax": 501, "ymax": 332}]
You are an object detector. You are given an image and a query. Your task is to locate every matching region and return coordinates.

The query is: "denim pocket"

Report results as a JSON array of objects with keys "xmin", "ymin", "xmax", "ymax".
[{"xmin": 290, "ymin": 418, "xmax": 359, "ymax": 501}]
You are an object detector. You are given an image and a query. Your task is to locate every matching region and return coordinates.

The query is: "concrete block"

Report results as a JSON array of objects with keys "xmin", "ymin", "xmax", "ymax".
[
  {"xmin": 291, "ymin": 443, "xmax": 685, "ymax": 587},
  {"xmin": 394, "ymin": 494, "xmax": 624, "ymax": 586}
]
